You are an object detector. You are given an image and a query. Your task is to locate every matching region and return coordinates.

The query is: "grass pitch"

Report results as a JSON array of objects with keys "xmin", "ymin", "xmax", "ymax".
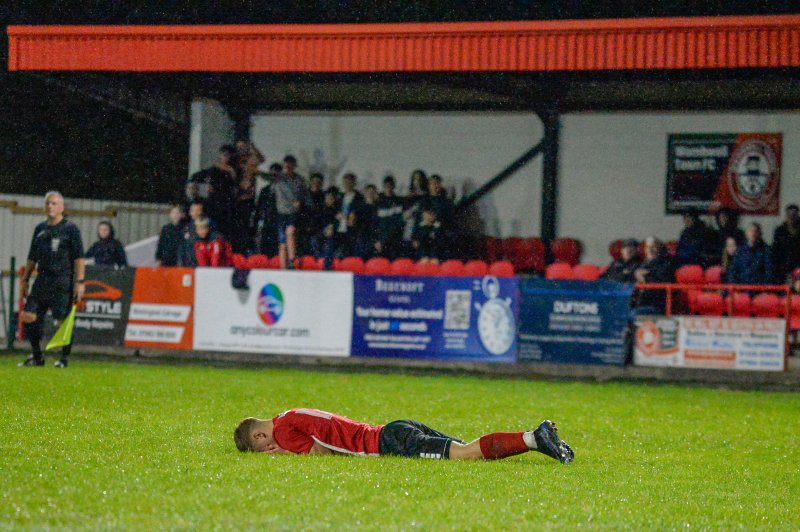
[{"xmin": 1, "ymin": 354, "xmax": 798, "ymax": 529}]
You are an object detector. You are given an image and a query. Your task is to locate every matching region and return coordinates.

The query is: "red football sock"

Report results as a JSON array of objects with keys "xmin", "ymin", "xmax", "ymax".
[{"xmin": 479, "ymin": 432, "xmax": 529, "ymax": 460}]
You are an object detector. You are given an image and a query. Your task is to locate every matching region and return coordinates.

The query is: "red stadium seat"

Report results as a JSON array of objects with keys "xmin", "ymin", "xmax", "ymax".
[
  {"xmin": 550, "ymin": 238, "xmax": 582, "ymax": 266},
  {"xmin": 489, "ymin": 261, "xmax": 515, "ymax": 278},
  {"xmin": 726, "ymin": 293, "xmax": 752, "ymax": 317},
  {"xmin": 506, "ymin": 237, "xmax": 546, "ymax": 273},
  {"xmin": 268, "ymin": 255, "xmax": 282, "ymax": 269},
  {"xmin": 232, "ymin": 253, "xmax": 249, "ymax": 270},
  {"xmin": 247, "ymin": 254, "xmax": 270, "ymax": 270},
  {"xmin": 484, "ymin": 237, "xmax": 504, "ymax": 263},
  {"xmin": 687, "ymin": 289, "xmax": 703, "ymax": 314},
  {"xmin": 365, "ymin": 257, "xmax": 391, "ymax": 275},
  {"xmin": 696, "ymin": 292, "xmax": 725, "ymax": 316},
  {"xmin": 337, "ymin": 256, "xmax": 365, "ymax": 274},
  {"xmin": 463, "ymin": 260, "xmax": 489, "ymax": 277},
  {"xmin": 439, "ymin": 260, "xmax": 466, "ymax": 277},
  {"xmin": 390, "ymin": 258, "xmax": 415, "ymax": 276},
  {"xmin": 573, "ymin": 263, "xmax": 601, "ymax": 281},
  {"xmin": 413, "ymin": 261, "xmax": 441, "ymax": 276},
  {"xmin": 545, "ymin": 262, "xmax": 575, "ymax": 280},
  {"xmin": 298, "ymin": 256, "xmax": 323, "ymax": 271},
  {"xmin": 675, "ymin": 265, "xmax": 704, "ymax": 285},
  {"xmin": 704, "ymin": 266, "xmax": 722, "ymax": 284},
  {"xmin": 751, "ymin": 293, "xmax": 782, "ymax": 318},
  {"xmin": 608, "ymin": 239, "xmax": 623, "ymax": 261}
]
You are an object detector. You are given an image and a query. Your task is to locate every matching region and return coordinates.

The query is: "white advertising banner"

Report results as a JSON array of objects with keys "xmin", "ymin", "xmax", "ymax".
[
  {"xmin": 193, "ymin": 268, "xmax": 353, "ymax": 356},
  {"xmin": 634, "ymin": 315, "xmax": 785, "ymax": 372}
]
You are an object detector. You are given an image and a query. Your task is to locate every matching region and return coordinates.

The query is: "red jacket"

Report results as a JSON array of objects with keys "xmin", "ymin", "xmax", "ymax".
[{"xmin": 194, "ymin": 234, "xmax": 232, "ymax": 267}]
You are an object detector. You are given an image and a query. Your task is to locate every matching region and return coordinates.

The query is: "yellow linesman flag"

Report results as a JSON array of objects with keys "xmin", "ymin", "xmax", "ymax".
[{"xmin": 45, "ymin": 305, "xmax": 77, "ymax": 351}]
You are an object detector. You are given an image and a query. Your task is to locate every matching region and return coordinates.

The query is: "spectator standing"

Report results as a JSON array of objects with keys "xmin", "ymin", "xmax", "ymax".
[
  {"xmin": 300, "ymin": 173, "xmax": 326, "ymax": 257},
  {"xmin": 720, "ymin": 237, "xmax": 738, "ymax": 282},
  {"xmin": 402, "ymin": 169, "xmax": 428, "ymax": 257},
  {"xmin": 633, "ymin": 237, "xmax": 675, "ymax": 314},
  {"xmin": 421, "ymin": 174, "xmax": 454, "ymax": 227},
  {"xmin": 375, "ymin": 175, "xmax": 405, "ymax": 259},
  {"xmin": 714, "ymin": 207, "xmax": 745, "ymax": 251},
  {"xmin": 194, "ymin": 217, "xmax": 232, "ymax": 267},
  {"xmin": 336, "ymin": 173, "xmax": 366, "ymax": 257},
  {"xmin": 317, "ymin": 186, "xmax": 341, "ymax": 269},
  {"xmin": 85, "ymin": 221, "xmax": 127, "ymax": 268},
  {"xmin": 771, "ymin": 204, "xmax": 800, "ymax": 283},
  {"xmin": 600, "ymin": 239, "xmax": 640, "ymax": 282},
  {"xmin": 178, "ymin": 201, "xmax": 206, "ymax": 267},
  {"xmin": 229, "ymin": 174, "xmax": 256, "ymax": 254},
  {"xmin": 273, "ymin": 155, "xmax": 307, "ymax": 269},
  {"xmin": 359, "ymin": 184, "xmax": 379, "ymax": 259},
  {"xmin": 190, "ymin": 145, "xmax": 238, "ymax": 237},
  {"xmin": 254, "ymin": 162, "xmax": 282, "ymax": 257},
  {"xmin": 676, "ymin": 210, "xmax": 716, "ymax": 266},
  {"xmin": 728, "ymin": 223, "xmax": 774, "ymax": 285},
  {"xmin": 413, "ymin": 207, "xmax": 444, "ymax": 262},
  {"xmin": 155, "ymin": 205, "xmax": 185, "ymax": 267}
]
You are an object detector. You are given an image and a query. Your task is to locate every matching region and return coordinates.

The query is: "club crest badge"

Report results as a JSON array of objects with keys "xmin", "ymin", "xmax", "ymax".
[{"xmin": 726, "ymin": 139, "xmax": 779, "ymax": 211}]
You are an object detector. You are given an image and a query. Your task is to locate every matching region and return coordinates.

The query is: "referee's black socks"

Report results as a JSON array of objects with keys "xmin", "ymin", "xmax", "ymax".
[{"xmin": 24, "ymin": 321, "xmax": 44, "ymax": 361}]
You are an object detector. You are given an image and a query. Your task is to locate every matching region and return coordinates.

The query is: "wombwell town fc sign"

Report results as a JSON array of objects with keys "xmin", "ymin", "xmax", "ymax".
[{"xmin": 666, "ymin": 133, "xmax": 782, "ymax": 215}]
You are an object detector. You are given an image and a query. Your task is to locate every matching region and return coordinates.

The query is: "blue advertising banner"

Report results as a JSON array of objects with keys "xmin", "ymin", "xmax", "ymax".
[
  {"xmin": 352, "ymin": 275, "xmax": 518, "ymax": 362},
  {"xmin": 518, "ymin": 279, "xmax": 633, "ymax": 366}
]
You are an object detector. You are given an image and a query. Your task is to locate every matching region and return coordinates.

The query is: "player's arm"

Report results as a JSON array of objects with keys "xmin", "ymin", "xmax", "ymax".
[
  {"xmin": 19, "ymin": 259, "xmax": 36, "ymax": 297},
  {"xmin": 308, "ymin": 441, "xmax": 337, "ymax": 455},
  {"xmin": 73, "ymin": 257, "xmax": 86, "ymax": 302}
]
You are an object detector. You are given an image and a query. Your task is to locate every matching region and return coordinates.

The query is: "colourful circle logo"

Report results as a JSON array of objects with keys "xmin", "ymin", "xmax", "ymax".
[{"xmin": 256, "ymin": 283, "xmax": 284, "ymax": 326}]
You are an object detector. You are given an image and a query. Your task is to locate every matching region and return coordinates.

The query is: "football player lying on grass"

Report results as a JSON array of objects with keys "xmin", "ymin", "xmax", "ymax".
[{"xmin": 235, "ymin": 408, "xmax": 573, "ymax": 463}]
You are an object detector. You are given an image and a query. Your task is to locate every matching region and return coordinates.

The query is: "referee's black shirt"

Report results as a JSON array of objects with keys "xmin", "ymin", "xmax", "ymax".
[{"xmin": 28, "ymin": 219, "xmax": 84, "ymax": 280}]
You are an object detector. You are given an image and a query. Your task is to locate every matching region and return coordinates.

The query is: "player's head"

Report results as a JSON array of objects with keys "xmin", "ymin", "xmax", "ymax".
[
  {"xmin": 44, "ymin": 191, "xmax": 65, "ymax": 220},
  {"xmin": 195, "ymin": 217, "xmax": 210, "ymax": 239},
  {"xmin": 97, "ymin": 221, "xmax": 113, "ymax": 240},
  {"xmin": 234, "ymin": 417, "xmax": 276, "ymax": 453}
]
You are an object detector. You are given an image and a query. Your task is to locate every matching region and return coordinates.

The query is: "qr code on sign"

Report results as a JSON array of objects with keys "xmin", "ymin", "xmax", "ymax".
[{"xmin": 444, "ymin": 290, "xmax": 471, "ymax": 330}]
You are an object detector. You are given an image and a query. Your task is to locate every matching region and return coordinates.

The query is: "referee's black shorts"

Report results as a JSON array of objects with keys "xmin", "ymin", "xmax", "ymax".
[
  {"xmin": 379, "ymin": 420, "xmax": 465, "ymax": 459},
  {"xmin": 24, "ymin": 276, "xmax": 72, "ymax": 322}
]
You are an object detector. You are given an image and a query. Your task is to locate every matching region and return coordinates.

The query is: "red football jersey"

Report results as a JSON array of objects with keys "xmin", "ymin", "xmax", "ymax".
[{"xmin": 271, "ymin": 408, "xmax": 384, "ymax": 456}]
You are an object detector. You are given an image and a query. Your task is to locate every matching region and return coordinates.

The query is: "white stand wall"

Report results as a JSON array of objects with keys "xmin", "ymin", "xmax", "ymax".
[
  {"xmin": 560, "ymin": 112, "xmax": 800, "ymax": 264},
  {"xmin": 188, "ymin": 99, "xmax": 234, "ymax": 176},
  {"xmin": 250, "ymin": 112, "xmax": 543, "ymax": 238}
]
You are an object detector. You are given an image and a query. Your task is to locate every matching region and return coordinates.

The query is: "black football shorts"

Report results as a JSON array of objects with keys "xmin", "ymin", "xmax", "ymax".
[
  {"xmin": 379, "ymin": 420, "xmax": 465, "ymax": 459},
  {"xmin": 24, "ymin": 276, "xmax": 72, "ymax": 322}
]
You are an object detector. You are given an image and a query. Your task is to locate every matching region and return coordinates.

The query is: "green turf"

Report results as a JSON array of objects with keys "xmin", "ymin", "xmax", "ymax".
[{"xmin": 1, "ymin": 355, "xmax": 798, "ymax": 529}]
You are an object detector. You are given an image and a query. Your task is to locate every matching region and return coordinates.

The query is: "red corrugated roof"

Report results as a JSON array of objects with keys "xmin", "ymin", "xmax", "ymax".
[{"xmin": 8, "ymin": 15, "xmax": 800, "ymax": 72}]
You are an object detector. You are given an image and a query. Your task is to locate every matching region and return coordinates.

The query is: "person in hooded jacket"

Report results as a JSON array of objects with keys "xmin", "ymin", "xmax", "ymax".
[
  {"xmin": 676, "ymin": 210, "xmax": 717, "ymax": 266},
  {"xmin": 85, "ymin": 221, "xmax": 127, "ymax": 268}
]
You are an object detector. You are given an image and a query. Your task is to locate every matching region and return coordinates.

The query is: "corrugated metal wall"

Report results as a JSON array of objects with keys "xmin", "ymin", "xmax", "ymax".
[
  {"xmin": 0, "ymin": 193, "xmax": 170, "ymax": 272},
  {"xmin": 8, "ymin": 15, "xmax": 800, "ymax": 73}
]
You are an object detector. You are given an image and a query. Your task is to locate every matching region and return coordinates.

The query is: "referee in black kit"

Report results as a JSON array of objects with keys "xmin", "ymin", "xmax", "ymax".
[{"xmin": 18, "ymin": 191, "xmax": 85, "ymax": 368}]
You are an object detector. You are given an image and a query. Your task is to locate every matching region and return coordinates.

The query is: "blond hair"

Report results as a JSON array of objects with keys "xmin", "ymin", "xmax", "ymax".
[{"xmin": 234, "ymin": 417, "xmax": 260, "ymax": 452}]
